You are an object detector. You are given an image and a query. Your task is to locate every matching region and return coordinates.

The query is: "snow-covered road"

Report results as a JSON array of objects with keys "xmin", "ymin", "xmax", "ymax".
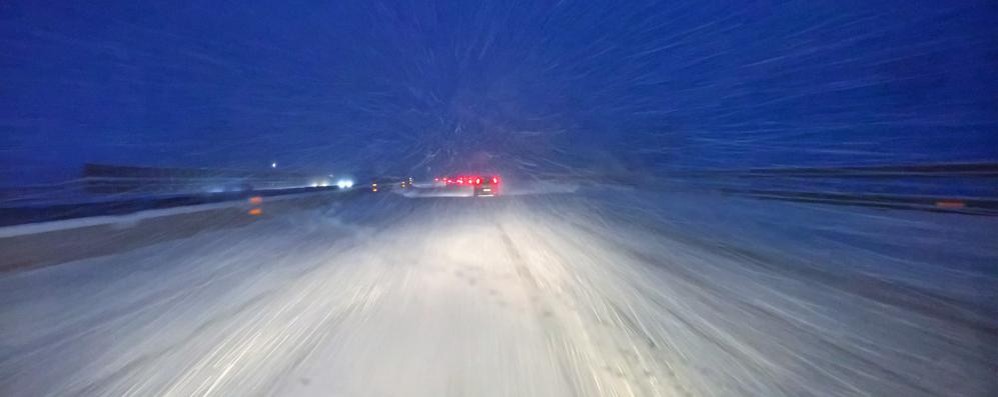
[{"xmin": 1, "ymin": 190, "xmax": 995, "ymax": 396}]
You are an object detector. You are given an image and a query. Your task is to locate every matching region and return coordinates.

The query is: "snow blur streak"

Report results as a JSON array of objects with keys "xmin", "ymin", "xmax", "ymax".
[{"xmin": 0, "ymin": 191, "xmax": 995, "ymax": 396}]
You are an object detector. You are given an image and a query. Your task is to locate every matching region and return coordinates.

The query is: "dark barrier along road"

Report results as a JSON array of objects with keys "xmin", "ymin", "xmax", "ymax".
[
  {"xmin": 0, "ymin": 187, "xmax": 363, "ymax": 272},
  {"xmin": 0, "ymin": 186, "xmax": 342, "ymax": 227}
]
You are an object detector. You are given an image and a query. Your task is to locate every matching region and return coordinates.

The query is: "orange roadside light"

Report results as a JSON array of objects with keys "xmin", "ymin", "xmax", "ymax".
[{"xmin": 935, "ymin": 200, "xmax": 966, "ymax": 209}]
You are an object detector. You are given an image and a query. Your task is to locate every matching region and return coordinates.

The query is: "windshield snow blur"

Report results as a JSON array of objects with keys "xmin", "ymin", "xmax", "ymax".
[{"xmin": 1, "ymin": 2, "xmax": 996, "ymax": 396}]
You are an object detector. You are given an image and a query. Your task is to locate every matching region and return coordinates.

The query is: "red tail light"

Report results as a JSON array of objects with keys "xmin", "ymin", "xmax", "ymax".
[
  {"xmin": 475, "ymin": 178, "xmax": 482, "ymax": 185},
  {"xmin": 492, "ymin": 177, "xmax": 499, "ymax": 184}
]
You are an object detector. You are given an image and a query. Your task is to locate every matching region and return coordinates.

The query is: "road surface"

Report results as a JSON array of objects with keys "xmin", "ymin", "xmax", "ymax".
[{"xmin": 1, "ymin": 188, "xmax": 996, "ymax": 396}]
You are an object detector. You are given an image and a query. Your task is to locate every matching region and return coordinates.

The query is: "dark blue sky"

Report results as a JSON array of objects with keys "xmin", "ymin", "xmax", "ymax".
[{"xmin": 2, "ymin": 1, "xmax": 996, "ymax": 185}]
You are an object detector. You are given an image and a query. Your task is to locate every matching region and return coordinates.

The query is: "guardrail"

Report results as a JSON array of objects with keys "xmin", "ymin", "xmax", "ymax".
[
  {"xmin": 672, "ymin": 162, "xmax": 998, "ymax": 178},
  {"xmin": 722, "ymin": 189, "xmax": 998, "ymax": 216},
  {"xmin": 663, "ymin": 162, "xmax": 998, "ymax": 216},
  {"xmin": 0, "ymin": 187, "xmax": 361, "ymax": 272},
  {"xmin": 0, "ymin": 186, "xmax": 342, "ymax": 227}
]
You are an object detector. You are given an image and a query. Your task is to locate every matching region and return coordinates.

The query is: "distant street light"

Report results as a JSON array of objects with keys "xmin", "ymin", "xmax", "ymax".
[{"xmin": 271, "ymin": 162, "xmax": 278, "ymax": 169}]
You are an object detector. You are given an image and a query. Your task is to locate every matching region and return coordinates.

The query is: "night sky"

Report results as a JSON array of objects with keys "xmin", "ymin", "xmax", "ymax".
[{"xmin": 2, "ymin": 1, "xmax": 996, "ymax": 185}]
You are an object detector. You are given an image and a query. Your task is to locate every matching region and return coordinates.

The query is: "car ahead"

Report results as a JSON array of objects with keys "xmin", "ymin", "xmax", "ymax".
[{"xmin": 434, "ymin": 175, "xmax": 501, "ymax": 197}]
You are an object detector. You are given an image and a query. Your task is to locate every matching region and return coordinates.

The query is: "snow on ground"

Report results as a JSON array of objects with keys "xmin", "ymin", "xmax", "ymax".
[{"xmin": 1, "ymin": 189, "xmax": 995, "ymax": 396}]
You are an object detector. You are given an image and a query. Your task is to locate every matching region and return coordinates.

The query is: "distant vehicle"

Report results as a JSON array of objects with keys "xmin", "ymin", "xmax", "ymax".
[
  {"xmin": 434, "ymin": 175, "xmax": 501, "ymax": 197},
  {"xmin": 399, "ymin": 177, "xmax": 413, "ymax": 189}
]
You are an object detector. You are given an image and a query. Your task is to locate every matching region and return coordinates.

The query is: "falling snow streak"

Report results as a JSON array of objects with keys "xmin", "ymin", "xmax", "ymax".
[{"xmin": 2, "ymin": 1, "xmax": 997, "ymax": 187}]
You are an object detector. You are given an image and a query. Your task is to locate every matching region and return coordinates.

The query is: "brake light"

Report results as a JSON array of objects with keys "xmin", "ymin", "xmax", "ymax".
[
  {"xmin": 492, "ymin": 177, "xmax": 498, "ymax": 184},
  {"xmin": 475, "ymin": 178, "xmax": 482, "ymax": 185}
]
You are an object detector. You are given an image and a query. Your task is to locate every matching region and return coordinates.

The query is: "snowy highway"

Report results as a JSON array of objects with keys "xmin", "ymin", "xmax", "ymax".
[
  {"xmin": 1, "ymin": 188, "xmax": 996, "ymax": 396},
  {"xmin": 4, "ymin": 0, "xmax": 996, "ymax": 395}
]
